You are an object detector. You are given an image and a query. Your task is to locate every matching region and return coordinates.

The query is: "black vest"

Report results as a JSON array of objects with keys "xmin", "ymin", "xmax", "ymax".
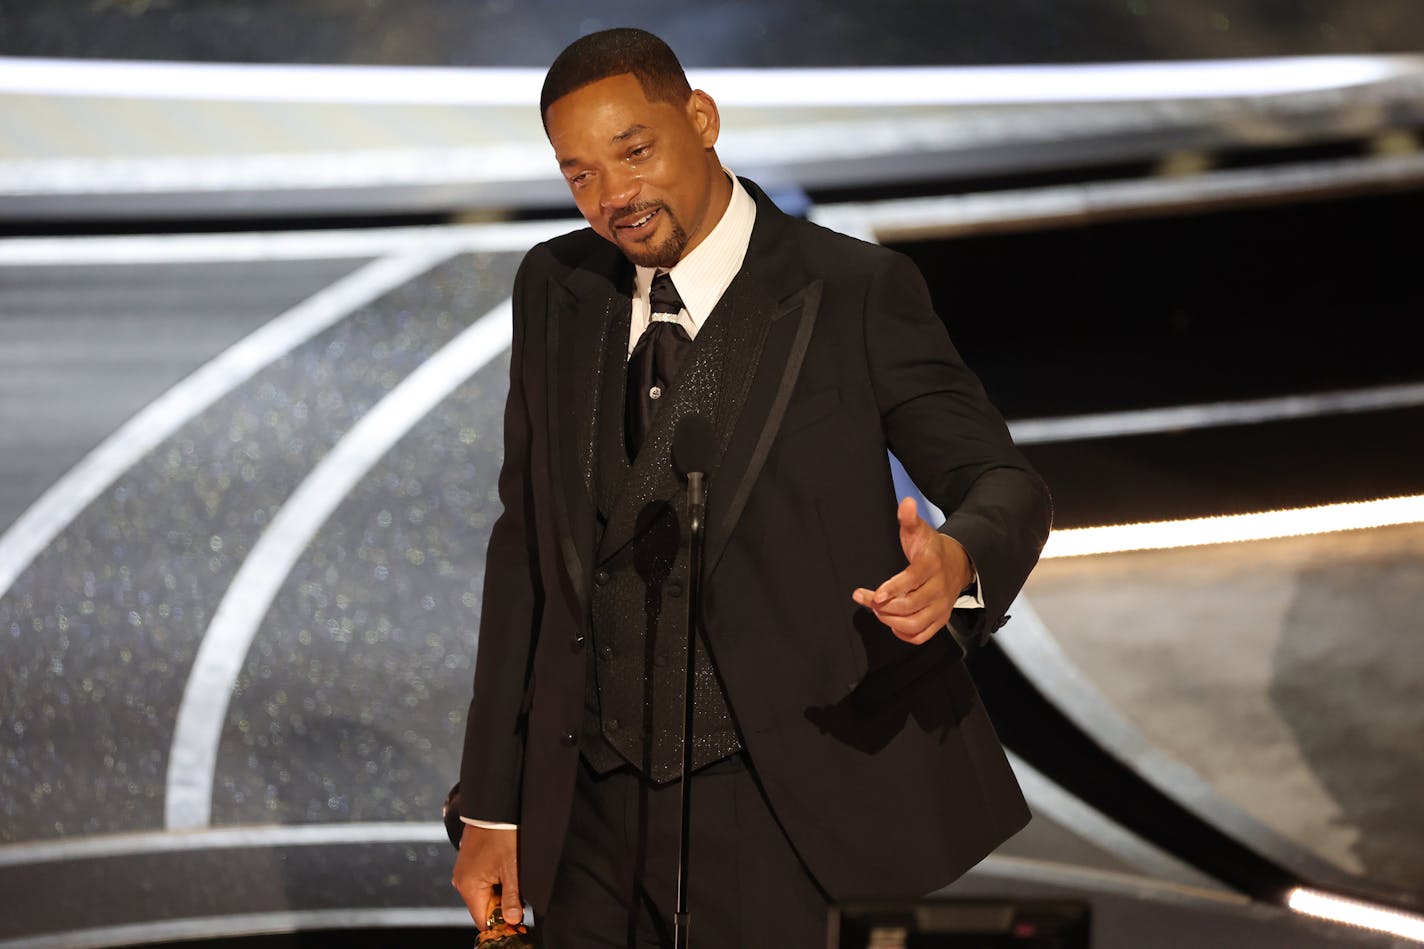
[{"xmin": 579, "ymin": 276, "xmax": 768, "ymax": 783}]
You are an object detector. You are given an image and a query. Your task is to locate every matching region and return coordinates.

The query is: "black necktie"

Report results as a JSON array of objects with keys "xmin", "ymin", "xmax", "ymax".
[{"xmin": 626, "ymin": 272, "xmax": 692, "ymax": 459}]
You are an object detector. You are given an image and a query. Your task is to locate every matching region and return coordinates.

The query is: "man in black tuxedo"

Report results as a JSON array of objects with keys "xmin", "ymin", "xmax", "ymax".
[{"xmin": 452, "ymin": 27, "xmax": 1052, "ymax": 947}]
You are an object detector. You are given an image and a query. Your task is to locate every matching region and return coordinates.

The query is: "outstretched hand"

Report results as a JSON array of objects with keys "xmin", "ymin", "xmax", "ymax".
[
  {"xmin": 452, "ymin": 824, "xmax": 522, "ymax": 932},
  {"xmin": 852, "ymin": 497, "xmax": 973, "ymax": 645}
]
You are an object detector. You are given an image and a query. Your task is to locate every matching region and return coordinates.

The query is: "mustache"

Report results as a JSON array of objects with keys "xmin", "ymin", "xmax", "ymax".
[{"xmin": 612, "ymin": 200, "xmax": 666, "ymax": 223}]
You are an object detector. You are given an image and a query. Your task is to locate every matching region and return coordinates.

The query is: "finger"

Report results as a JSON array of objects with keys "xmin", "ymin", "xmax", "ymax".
[
  {"xmin": 466, "ymin": 881, "xmax": 494, "ymax": 929},
  {"xmin": 896, "ymin": 496, "xmax": 921, "ymax": 532},
  {"xmin": 898, "ymin": 623, "xmax": 944, "ymax": 645},
  {"xmin": 873, "ymin": 602, "xmax": 945, "ymax": 643},
  {"xmin": 865, "ymin": 564, "xmax": 945, "ymax": 609},
  {"xmin": 871, "ymin": 609, "xmax": 939, "ymax": 638},
  {"xmin": 897, "ymin": 497, "xmax": 935, "ymax": 558},
  {"xmin": 873, "ymin": 598, "xmax": 939, "ymax": 634},
  {"xmin": 452, "ymin": 838, "xmax": 492, "ymax": 928},
  {"xmin": 874, "ymin": 585, "xmax": 946, "ymax": 619},
  {"xmin": 501, "ymin": 875, "xmax": 523, "ymax": 930},
  {"xmin": 872, "ymin": 560, "xmax": 940, "ymax": 607},
  {"xmin": 856, "ymin": 580, "xmax": 933, "ymax": 612}
]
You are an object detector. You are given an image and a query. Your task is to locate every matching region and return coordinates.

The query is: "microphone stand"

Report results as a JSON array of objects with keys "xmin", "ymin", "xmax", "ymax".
[{"xmin": 674, "ymin": 467, "xmax": 706, "ymax": 949}]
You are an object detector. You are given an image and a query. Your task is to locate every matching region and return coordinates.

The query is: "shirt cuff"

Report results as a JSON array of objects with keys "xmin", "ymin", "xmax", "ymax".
[
  {"xmin": 953, "ymin": 567, "xmax": 985, "ymax": 610},
  {"xmin": 461, "ymin": 817, "xmax": 519, "ymax": 831}
]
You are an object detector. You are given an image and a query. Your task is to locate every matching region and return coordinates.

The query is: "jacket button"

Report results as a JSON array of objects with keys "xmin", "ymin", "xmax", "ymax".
[
  {"xmin": 594, "ymin": 569, "xmax": 610, "ymax": 586},
  {"xmin": 560, "ymin": 732, "xmax": 577, "ymax": 747},
  {"xmin": 667, "ymin": 581, "xmax": 684, "ymax": 598},
  {"xmin": 607, "ymin": 718, "xmax": 620, "ymax": 732},
  {"xmin": 571, "ymin": 634, "xmax": 586, "ymax": 651}
]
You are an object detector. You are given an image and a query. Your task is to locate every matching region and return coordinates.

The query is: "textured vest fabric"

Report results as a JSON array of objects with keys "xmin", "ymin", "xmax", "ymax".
[{"xmin": 579, "ymin": 276, "xmax": 769, "ymax": 783}]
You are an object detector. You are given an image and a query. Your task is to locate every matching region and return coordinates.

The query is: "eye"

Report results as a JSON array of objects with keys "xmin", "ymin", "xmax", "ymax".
[
  {"xmin": 568, "ymin": 171, "xmax": 592, "ymax": 188},
  {"xmin": 629, "ymin": 144, "xmax": 652, "ymax": 160}
]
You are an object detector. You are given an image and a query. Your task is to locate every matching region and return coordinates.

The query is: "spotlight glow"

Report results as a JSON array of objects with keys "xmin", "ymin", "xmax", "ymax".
[
  {"xmin": 1041, "ymin": 494, "xmax": 1424, "ymax": 559},
  {"xmin": 1287, "ymin": 888, "xmax": 1424, "ymax": 942},
  {"xmin": 0, "ymin": 54, "xmax": 1417, "ymax": 105}
]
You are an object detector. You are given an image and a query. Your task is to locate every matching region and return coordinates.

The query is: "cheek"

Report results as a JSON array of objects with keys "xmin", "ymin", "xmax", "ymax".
[{"xmin": 572, "ymin": 192, "xmax": 606, "ymax": 230}]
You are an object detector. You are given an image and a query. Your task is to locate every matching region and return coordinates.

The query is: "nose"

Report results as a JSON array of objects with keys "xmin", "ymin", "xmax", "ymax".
[{"xmin": 599, "ymin": 166, "xmax": 642, "ymax": 214}]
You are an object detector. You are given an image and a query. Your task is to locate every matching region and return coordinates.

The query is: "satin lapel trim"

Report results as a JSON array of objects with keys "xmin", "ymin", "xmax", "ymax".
[
  {"xmin": 546, "ymin": 267, "xmax": 623, "ymax": 608},
  {"xmin": 706, "ymin": 278, "xmax": 823, "ymax": 575}
]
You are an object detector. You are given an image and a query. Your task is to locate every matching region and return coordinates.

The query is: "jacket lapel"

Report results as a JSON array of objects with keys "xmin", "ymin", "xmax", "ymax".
[
  {"xmin": 703, "ymin": 184, "xmax": 823, "ymax": 576},
  {"xmin": 704, "ymin": 279, "xmax": 822, "ymax": 576},
  {"xmin": 546, "ymin": 248, "xmax": 631, "ymax": 609}
]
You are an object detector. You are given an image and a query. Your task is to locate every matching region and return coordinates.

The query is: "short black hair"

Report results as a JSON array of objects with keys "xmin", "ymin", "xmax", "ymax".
[{"xmin": 540, "ymin": 28, "xmax": 693, "ymax": 130}]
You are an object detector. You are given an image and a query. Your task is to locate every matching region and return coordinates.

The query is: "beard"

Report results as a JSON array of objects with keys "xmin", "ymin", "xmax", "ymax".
[{"xmin": 614, "ymin": 203, "xmax": 689, "ymax": 269}]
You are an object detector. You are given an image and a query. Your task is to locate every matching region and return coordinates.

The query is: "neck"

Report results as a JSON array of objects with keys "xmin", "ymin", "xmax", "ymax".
[
  {"xmin": 676, "ymin": 160, "xmax": 733, "ymax": 263},
  {"xmin": 706, "ymin": 159, "xmax": 733, "ymax": 223}
]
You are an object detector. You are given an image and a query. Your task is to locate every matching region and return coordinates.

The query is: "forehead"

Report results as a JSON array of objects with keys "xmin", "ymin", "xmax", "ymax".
[{"xmin": 545, "ymin": 73, "xmax": 682, "ymax": 157}]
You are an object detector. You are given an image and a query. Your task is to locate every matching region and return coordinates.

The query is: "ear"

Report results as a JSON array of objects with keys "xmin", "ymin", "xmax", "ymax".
[{"xmin": 687, "ymin": 89, "xmax": 721, "ymax": 149}]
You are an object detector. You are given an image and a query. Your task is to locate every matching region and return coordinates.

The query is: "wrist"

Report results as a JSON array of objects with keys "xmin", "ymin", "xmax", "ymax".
[{"xmin": 939, "ymin": 533, "xmax": 973, "ymax": 592}]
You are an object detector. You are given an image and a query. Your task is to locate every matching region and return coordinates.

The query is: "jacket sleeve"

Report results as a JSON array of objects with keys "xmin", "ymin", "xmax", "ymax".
[
  {"xmin": 864, "ymin": 250, "xmax": 1053, "ymax": 650},
  {"xmin": 458, "ymin": 251, "xmax": 545, "ymax": 823}
]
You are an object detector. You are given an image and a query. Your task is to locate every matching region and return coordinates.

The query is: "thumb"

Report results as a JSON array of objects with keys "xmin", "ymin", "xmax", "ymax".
[
  {"xmin": 897, "ymin": 496, "xmax": 928, "ymax": 556},
  {"xmin": 501, "ymin": 879, "xmax": 523, "ymax": 929}
]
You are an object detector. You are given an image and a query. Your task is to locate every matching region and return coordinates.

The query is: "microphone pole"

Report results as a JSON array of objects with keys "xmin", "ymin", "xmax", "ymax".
[{"xmin": 672, "ymin": 414, "xmax": 715, "ymax": 949}]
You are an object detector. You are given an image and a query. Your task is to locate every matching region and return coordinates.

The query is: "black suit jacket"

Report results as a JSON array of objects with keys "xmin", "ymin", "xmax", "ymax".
[{"xmin": 459, "ymin": 180, "xmax": 1053, "ymax": 911}]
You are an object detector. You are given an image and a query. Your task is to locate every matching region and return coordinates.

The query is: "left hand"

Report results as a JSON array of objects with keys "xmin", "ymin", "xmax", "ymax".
[{"xmin": 852, "ymin": 497, "xmax": 973, "ymax": 645}]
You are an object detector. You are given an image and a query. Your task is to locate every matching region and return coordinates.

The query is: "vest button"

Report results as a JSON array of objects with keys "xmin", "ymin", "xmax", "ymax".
[
  {"xmin": 594, "ymin": 569, "xmax": 610, "ymax": 586},
  {"xmin": 667, "ymin": 581, "xmax": 684, "ymax": 598},
  {"xmin": 607, "ymin": 718, "xmax": 620, "ymax": 732},
  {"xmin": 599, "ymin": 644, "xmax": 614, "ymax": 660},
  {"xmin": 560, "ymin": 732, "xmax": 577, "ymax": 747}
]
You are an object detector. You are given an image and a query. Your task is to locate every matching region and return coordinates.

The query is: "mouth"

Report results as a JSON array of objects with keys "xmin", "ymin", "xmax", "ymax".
[{"xmin": 614, "ymin": 206, "xmax": 661, "ymax": 236}]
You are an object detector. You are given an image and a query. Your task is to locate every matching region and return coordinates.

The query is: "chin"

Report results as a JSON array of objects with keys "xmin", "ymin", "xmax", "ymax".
[
  {"xmin": 613, "ymin": 216, "xmax": 688, "ymax": 269},
  {"xmin": 622, "ymin": 244, "xmax": 683, "ymax": 269}
]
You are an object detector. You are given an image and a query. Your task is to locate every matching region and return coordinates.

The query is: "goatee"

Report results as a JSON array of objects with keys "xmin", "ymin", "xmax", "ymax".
[{"xmin": 620, "ymin": 209, "xmax": 688, "ymax": 269}]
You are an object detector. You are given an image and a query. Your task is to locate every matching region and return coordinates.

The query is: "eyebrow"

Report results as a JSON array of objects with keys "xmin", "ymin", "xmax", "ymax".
[
  {"xmin": 611, "ymin": 124, "xmax": 650, "ymax": 144},
  {"xmin": 558, "ymin": 124, "xmax": 651, "ymax": 169}
]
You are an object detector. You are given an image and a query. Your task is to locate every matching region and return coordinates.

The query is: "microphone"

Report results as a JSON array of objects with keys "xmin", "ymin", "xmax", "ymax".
[
  {"xmin": 673, "ymin": 414, "xmax": 715, "ymax": 533},
  {"xmin": 670, "ymin": 412, "xmax": 715, "ymax": 949}
]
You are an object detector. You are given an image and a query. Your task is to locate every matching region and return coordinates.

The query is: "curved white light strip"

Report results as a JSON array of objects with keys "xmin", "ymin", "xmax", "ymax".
[
  {"xmin": 1006, "ymin": 751, "xmax": 1223, "ymax": 890},
  {"xmin": 812, "ymin": 152, "xmax": 1424, "ymax": 246},
  {"xmin": 0, "ymin": 55, "xmax": 1417, "ymax": 106},
  {"xmin": 0, "ymin": 220, "xmax": 578, "ymax": 267},
  {"xmin": 1009, "ymin": 383, "xmax": 1424, "ymax": 445},
  {"xmin": 996, "ymin": 597, "xmax": 1369, "ymax": 892},
  {"xmin": 0, "ymin": 142, "xmax": 556, "ymax": 193},
  {"xmin": 164, "ymin": 299, "xmax": 513, "ymax": 830},
  {"xmin": 1288, "ymin": 888, "xmax": 1424, "ymax": 943},
  {"xmin": 0, "ymin": 251, "xmax": 449, "ymax": 601},
  {"xmin": 0, "ymin": 58, "xmax": 546, "ymax": 104},
  {"xmin": 706, "ymin": 56, "xmax": 1421, "ymax": 106},
  {"xmin": 0, "ymin": 822, "xmax": 444, "ymax": 868},
  {"xmin": 1042, "ymin": 495, "xmax": 1424, "ymax": 559},
  {"xmin": 0, "ymin": 909, "xmax": 474, "ymax": 949}
]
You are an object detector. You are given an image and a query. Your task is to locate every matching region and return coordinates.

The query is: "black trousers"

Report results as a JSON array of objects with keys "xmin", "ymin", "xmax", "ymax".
[{"xmin": 540, "ymin": 754, "xmax": 831, "ymax": 948}]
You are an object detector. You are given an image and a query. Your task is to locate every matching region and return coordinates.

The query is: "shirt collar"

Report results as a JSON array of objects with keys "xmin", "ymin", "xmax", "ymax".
[{"xmin": 634, "ymin": 170, "xmax": 757, "ymax": 326}]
